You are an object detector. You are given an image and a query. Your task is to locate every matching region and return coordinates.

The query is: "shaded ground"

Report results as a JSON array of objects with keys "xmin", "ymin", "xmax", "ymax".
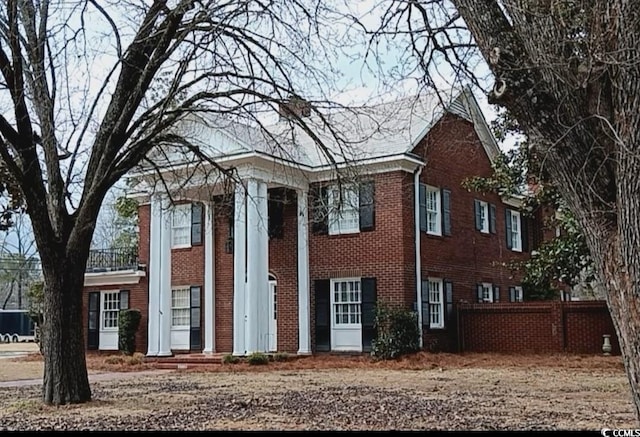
[{"xmin": 0, "ymin": 348, "xmax": 635, "ymax": 431}]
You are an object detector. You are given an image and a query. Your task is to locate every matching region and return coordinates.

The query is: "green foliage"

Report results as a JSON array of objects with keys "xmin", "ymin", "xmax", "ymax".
[
  {"xmin": 505, "ymin": 211, "xmax": 594, "ymax": 299},
  {"xmin": 246, "ymin": 352, "xmax": 269, "ymax": 365},
  {"xmin": 112, "ymin": 197, "xmax": 139, "ymax": 249},
  {"xmin": 371, "ymin": 303, "xmax": 420, "ymax": 360},
  {"xmin": 118, "ymin": 309, "xmax": 142, "ymax": 355},
  {"xmin": 222, "ymin": 354, "xmax": 239, "ymax": 364},
  {"xmin": 463, "ymin": 109, "xmax": 595, "ymax": 299}
]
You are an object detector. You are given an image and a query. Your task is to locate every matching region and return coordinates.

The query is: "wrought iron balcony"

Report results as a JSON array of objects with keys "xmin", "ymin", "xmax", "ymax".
[{"xmin": 86, "ymin": 247, "xmax": 140, "ymax": 273}]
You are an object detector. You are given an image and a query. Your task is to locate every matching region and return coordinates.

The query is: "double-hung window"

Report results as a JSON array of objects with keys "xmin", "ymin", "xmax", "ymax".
[
  {"xmin": 425, "ymin": 187, "xmax": 441, "ymax": 236},
  {"xmin": 477, "ymin": 282, "xmax": 499, "ymax": 303},
  {"xmin": 507, "ymin": 209, "xmax": 522, "ymax": 252},
  {"xmin": 171, "ymin": 286, "xmax": 191, "ymax": 328},
  {"xmin": 328, "ymin": 184, "xmax": 360, "ymax": 235},
  {"xmin": 509, "ymin": 286, "xmax": 524, "ymax": 302},
  {"xmin": 172, "ymin": 204, "xmax": 191, "ymax": 248},
  {"xmin": 427, "ymin": 278, "xmax": 444, "ymax": 329}
]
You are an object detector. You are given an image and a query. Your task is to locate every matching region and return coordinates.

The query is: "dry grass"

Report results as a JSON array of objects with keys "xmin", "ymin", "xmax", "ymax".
[{"xmin": 0, "ymin": 354, "xmax": 634, "ymax": 430}]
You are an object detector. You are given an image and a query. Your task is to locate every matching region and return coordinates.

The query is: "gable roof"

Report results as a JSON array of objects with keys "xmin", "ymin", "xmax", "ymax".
[{"xmin": 146, "ymin": 86, "xmax": 500, "ymax": 172}]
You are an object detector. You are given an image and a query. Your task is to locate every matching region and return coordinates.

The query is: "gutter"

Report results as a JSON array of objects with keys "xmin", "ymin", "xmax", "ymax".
[{"xmin": 414, "ymin": 166, "xmax": 424, "ymax": 348}]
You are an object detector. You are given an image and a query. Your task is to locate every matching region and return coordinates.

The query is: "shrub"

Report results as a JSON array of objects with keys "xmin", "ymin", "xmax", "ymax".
[
  {"xmin": 118, "ymin": 309, "xmax": 142, "ymax": 355},
  {"xmin": 371, "ymin": 303, "xmax": 420, "ymax": 360},
  {"xmin": 272, "ymin": 352, "xmax": 290, "ymax": 362},
  {"xmin": 222, "ymin": 354, "xmax": 240, "ymax": 364},
  {"xmin": 246, "ymin": 352, "xmax": 269, "ymax": 365}
]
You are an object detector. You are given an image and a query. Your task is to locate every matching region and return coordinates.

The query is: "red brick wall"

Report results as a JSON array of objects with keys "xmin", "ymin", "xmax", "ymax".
[
  {"xmin": 213, "ymin": 200, "xmax": 234, "ymax": 353},
  {"xmin": 82, "ymin": 278, "xmax": 149, "ymax": 355},
  {"xmin": 410, "ymin": 114, "xmax": 533, "ymax": 350},
  {"xmin": 309, "ymin": 171, "xmax": 411, "ymax": 351},
  {"xmin": 267, "ymin": 193, "xmax": 299, "ymax": 353},
  {"xmin": 459, "ymin": 301, "xmax": 620, "ymax": 355}
]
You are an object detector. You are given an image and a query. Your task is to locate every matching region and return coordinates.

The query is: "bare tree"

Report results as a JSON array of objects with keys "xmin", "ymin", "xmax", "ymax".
[
  {"xmin": 0, "ymin": 213, "xmax": 40, "ymax": 310},
  {"xmin": 0, "ymin": 0, "xmax": 350, "ymax": 405},
  {"xmin": 359, "ymin": 0, "xmax": 640, "ymax": 421}
]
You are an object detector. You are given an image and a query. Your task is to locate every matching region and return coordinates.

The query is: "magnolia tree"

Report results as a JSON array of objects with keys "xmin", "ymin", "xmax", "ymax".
[
  {"xmin": 0, "ymin": 0, "xmax": 352, "ymax": 405},
  {"xmin": 358, "ymin": 0, "xmax": 640, "ymax": 420}
]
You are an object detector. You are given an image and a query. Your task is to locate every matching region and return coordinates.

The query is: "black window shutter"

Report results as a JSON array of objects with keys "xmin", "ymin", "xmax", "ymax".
[
  {"xmin": 521, "ymin": 215, "xmax": 529, "ymax": 252},
  {"xmin": 359, "ymin": 181, "xmax": 375, "ymax": 232},
  {"xmin": 493, "ymin": 286, "xmax": 500, "ymax": 302},
  {"xmin": 361, "ymin": 278, "xmax": 377, "ymax": 351},
  {"xmin": 190, "ymin": 286, "xmax": 202, "ymax": 351},
  {"xmin": 268, "ymin": 188, "xmax": 285, "ymax": 239},
  {"xmin": 474, "ymin": 200, "xmax": 482, "ymax": 231},
  {"xmin": 119, "ymin": 290, "xmax": 130, "ymax": 310},
  {"xmin": 490, "ymin": 204, "xmax": 497, "ymax": 234},
  {"xmin": 444, "ymin": 280, "xmax": 453, "ymax": 328},
  {"xmin": 419, "ymin": 184, "xmax": 427, "ymax": 232},
  {"xmin": 505, "ymin": 209, "xmax": 513, "ymax": 249},
  {"xmin": 421, "ymin": 280, "xmax": 429, "ymax": 327},
  {"xmin": 442, "ymin": 189, "xmax": 451, "ymax": 236},
  {"xmin": 314, "ymin": 279, "xmax": 330, "ymax": 351},
  {"xmin": 225, "ymin": 200, "xmax": 234, "ymax": 254},
  {"xmin": 311, "ymin": 186, "xmax": 328, "ymax": 235},
  {"xmin": 509, "ymin": 287, "xmax": 516, "ymax": 303},
  {"xmin": 476, "ymin": 284, "xmax": 484, "ymax": 303},
  {"xmin": 191, "ymin": 202, "xmax": 203, "ymax": 246},
  {"xmin": 88, "ymin": 292, "xmax": 100, "ymax": 350}
]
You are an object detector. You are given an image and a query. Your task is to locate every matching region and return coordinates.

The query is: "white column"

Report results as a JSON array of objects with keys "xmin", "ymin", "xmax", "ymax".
[
  {"xmin": 245, "ymin": 179, "xmax": 260, "ymax": 354},
  {"xmin": 203, "ymin": 201, "xmax": 215, "ymax": 354},
  {"xmin": 146, "ymin": 194, "xmax": 162, "ymax": 356},
  {"xmin": 232, "ymin": 182, "xmax": 247, "ymax": 356},
  {"xmin": 257, "ymin": 181, "xmax": 269, "ymax": 352},
  {"xmin": 158, "ymin": 196, "xmax": 173, "ymax": 356},
  {"xmin": 297, "ymin": 189, "xmax": 311, "ymax": 355}
]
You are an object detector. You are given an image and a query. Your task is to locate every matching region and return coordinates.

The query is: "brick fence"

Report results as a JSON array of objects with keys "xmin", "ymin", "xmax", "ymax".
[{"xmin": 457, "ymin": 301, "xmax": 620, "ymax": 355}]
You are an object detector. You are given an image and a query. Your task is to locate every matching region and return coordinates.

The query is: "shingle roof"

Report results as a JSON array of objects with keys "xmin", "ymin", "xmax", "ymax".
[{"xmin": 150, "ymin": 87, "xmax": 491, "ymax": 169}]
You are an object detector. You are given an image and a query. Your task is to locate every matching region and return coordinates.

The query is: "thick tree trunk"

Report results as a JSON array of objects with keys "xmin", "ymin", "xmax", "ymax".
[{"xmin": 40, "ymin": 258, "xmax": 91, "ymax": 405}]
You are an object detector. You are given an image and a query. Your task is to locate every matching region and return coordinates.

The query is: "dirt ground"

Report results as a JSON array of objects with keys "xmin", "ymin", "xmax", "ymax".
[{"xmin": 0, "ymin": 347, "xmax": 636, "ymax": 431}]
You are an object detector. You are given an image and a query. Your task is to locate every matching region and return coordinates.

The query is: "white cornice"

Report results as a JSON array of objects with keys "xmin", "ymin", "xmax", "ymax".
[{"xmin": 84, "ymin": 270, "xmax": 146, "ymax": 287}]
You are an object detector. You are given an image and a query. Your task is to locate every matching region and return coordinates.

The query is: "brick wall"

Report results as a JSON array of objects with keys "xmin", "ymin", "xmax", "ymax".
[
  {"xmin": 458, "ymin": 301, "xmax": 620, "ymax": 355},
  {"xmin": 309, "ymin": 171, "xmax": 411, "ymax": 351},
  {"xmin": 83, "ymin": 278, "xmax": 149, "ymax": 355},
  {"xmin": 410, "ymin": 114, "xmax": 532, "ymax": 351}
]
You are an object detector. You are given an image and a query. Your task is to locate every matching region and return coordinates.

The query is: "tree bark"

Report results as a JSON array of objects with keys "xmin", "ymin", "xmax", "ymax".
[
  {"xmin": 40, "ymin": 253, "xmax": 91, "ymax": 405},
  {"xmin": 451, "ymin": 0, "xmax": 640, "ymax": 423}
]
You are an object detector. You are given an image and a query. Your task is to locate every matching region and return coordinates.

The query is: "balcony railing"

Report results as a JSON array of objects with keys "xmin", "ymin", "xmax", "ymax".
[{"xmin": 86, "ymin": 247, "xmax": 140, "ymax": 273}]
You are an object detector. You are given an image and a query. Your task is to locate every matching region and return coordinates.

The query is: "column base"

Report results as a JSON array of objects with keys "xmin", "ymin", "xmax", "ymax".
[
  {"xmin": 297, "ymin": 349, "xmax": 312, "ymax": 356},
  {"xmin": 202, "ymin": 348, "xmax": 214, "ymax": 354}
]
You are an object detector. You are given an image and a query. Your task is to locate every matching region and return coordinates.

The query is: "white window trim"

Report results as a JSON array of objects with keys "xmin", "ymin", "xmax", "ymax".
[
  {"xmin": 330, "ymin": 277, "xmax": 362, "ymax": 327},
  {"xmin": 427, "ymin": 278, "xmax": 444, "ymax": 329},
  {"xmin": 482, "ymin": 282, "xmax": 494, "ymax": 303},
  {"xmin": 513, "ymin": 285, "xmax": 524, "ymax": 303},
  {"xmin": 328, "ymin": 184, "xmax": 360, "ymax": 236},
  {"xmin": 479, "ymin": 200, "xmax": 489, "ymax": 234},
  {"xmin": 172, "ymin": 204, "xmax": 192, "ymax": 249},
  {"xmin": 425, "ymin": 185, "xmax": 442, "ymax": 236},
  {"xmin": 510, "ymin": 210, "xmax": 522, "ymax": 252},
  {"xmin": 101, "ymin": 290, "xmax": 120, "ymax": 331},
  {"xmin": 171, "ymin": 286, "xmax": 191, "ymax": 329}
]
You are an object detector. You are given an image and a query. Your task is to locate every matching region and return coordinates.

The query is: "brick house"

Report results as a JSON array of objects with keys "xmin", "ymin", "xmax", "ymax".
[{"xmin": 82, "ymin": 87, "xmax": 535, "ymax": 356}]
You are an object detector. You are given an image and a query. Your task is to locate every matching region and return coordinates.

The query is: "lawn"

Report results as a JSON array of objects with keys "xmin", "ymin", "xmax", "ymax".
[{"xmin": 0, "ymin": 348, "xmax": 635, "ymax": 431}]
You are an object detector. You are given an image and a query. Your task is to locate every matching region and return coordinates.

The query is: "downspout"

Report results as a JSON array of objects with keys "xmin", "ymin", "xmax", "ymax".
[{"xmin": 414, "ymin": 166, "xmax": 424, "ymax": 349}]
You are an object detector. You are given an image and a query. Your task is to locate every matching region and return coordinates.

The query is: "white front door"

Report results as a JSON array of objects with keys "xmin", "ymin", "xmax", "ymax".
[
  {"xmin": 99, "ymin": 290, "xmax": 120, "ymax": 350},
  {"xmin": 268, "ymin": 280, "xmax": 277, "ymax": 352},
  {"xmin": 330, "ymin": 278, "xmax": 362, "ymax": 352}
]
